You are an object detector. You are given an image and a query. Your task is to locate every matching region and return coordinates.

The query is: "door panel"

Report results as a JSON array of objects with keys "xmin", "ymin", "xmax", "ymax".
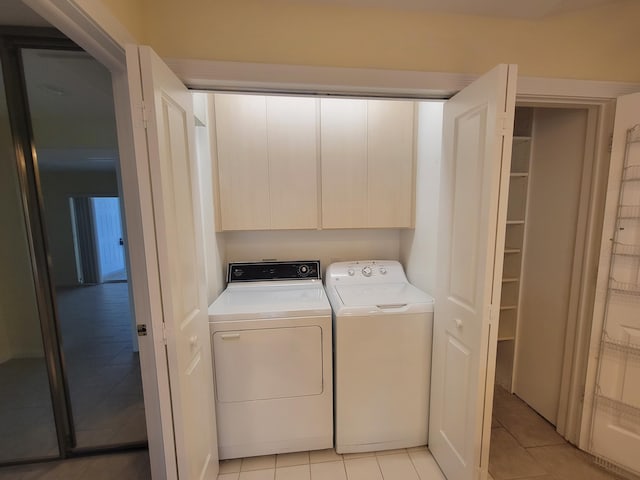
[
  {"xmin": 587, "ymin": 92, "xmax": 640, "ymax": 476},
  {"xmin": 441, "ymin": 334, "xmax": 471, "ymax": 461},
  {"xmin": 429, "ymin": 64, "xmax": 516, "ymax": 480},
  {"xmin": 213, "ymin": 326, "xmax": 323, "ymax": 402},
  {"xmin": 129, "ymin": 46, "xmax": 218, "ymax": 480}
]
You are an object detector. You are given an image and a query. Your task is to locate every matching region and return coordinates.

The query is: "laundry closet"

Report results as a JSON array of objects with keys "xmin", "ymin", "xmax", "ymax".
[
  {"xmin": 188, "ymin": 79, "xmax": 636, "ymax": 479},
  {"xmin": 202, "ymin": 92, "xmax": 596, "ymax": 425}
]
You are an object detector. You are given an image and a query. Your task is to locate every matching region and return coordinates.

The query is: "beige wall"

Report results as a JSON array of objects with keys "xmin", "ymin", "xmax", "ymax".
[
  {"xmin": 400, "ymin": 101, "xmax": 444, "ymax": 295},
  {"xmin": 225, "ymin": 229, "xmax": 402, "ymax": 277},
  {"xmin": 194, "ymin": 93, "xmax": 227, "ymax": 304},
  {"xmin": 102, "ymin": 0, "xmax": 640, "ymax": 82},
  {"xmin": 98, "ymin": 0, "xmax": 145, "ymax": 42}
]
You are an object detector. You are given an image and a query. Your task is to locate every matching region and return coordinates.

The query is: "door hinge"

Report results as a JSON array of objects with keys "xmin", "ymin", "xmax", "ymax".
[
  {"xmin": 488, "ymin": 304, "xmax": 497, "ymax": 325},
  {"xmin": 498, "ymin": 113, "xmax": 509, "ymax": 136},
  {"xmin": 162, "ymin": 323, "xmax": 168, "ymax": 344},
  {"xmin": 137, "ymin": 324, "xmax": 147, "ymax": 336},
  {"xmin": 141, "ymin": 100, "xmax": 149, "ymax": 130},
  {"xmin": 608, "ymin": 133, "xmax": 613, "ymax": 153}
]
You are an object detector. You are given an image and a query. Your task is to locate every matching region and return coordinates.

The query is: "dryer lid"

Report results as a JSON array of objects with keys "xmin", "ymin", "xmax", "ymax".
[
  {"xmin": 335, "ymin": 283, "xmax": 434, "ymax": 312},
  {"xmin": 209, "ymin": 283, "xmax": 331, "ymax": 321}
]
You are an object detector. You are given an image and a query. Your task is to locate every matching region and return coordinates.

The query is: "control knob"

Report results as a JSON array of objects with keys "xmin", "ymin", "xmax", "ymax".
[
  {"xmin": 298, "ymin": 265, "xmax": 309, "ymax": 276},
  {"xmin": 347, "ymin": 268, "xmax": 355, "ymax": 276},
  {"xmin": 379, "ymin": 266, "xmax": 387, "ymax": 275},
  {"xmin": 362, "ymin": 266, "xmax": 373, "ymax": 277}
]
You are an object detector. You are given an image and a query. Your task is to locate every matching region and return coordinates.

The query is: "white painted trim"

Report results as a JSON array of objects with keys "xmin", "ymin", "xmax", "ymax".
[
  {"xmin": 166, "ymin": 58, "xmax": 476, "ymax": 97},
  {"xmin": 21, "ymin": 0, "xmax": 133, "ymax": 71},
  {"xmin": 166, "ymin": 58, "xmax": 640, "ymax": 100},
  {"xmin": 113, "ymin": 61, "xmax": 177, "ymax": 479}
]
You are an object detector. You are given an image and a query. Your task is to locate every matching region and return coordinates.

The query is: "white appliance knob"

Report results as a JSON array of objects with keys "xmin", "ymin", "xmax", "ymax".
[
  {"xmin": 362, "ymin": 266, "xmax": 373, "ymax": 277},
  {"xmin": 347, "ymin": 268, "xmax": 355, "ymax": 276},
  {"xmin": 379, "ymin": 267, "xmax": 387, "ymax": 275}
]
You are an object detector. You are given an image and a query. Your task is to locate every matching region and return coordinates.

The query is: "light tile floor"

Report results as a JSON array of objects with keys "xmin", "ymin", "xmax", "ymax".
[
  {"xmin": 57, "ymin": 283, "xmax": 147, "ymax": 448},
  {"xmin": 489, "ymin": 385, "xmax": 622, "ymax": 480},
  {"xmin": 217, "ymin": 447, "xmax": 446, "ymax": 480},
  {"xmin": 2, "ymin": 386, "xmax": 627, "ymax": 479},
  {"xmin": 0, "ymin": 283, "xmax": 146, "ymax": 464}
]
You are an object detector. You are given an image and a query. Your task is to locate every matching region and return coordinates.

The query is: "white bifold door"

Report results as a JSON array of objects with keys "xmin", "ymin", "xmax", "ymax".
[
  {"xmin": 585, "ymin": 92, "xmax": 640, "ymax": 476},
  {"xmin": 126, "ymin": 46, "xmax": 218, "ymax": 480},
  {"xmin": 429, "ymin": 64, "xmax": 517, "ymax": 480}
]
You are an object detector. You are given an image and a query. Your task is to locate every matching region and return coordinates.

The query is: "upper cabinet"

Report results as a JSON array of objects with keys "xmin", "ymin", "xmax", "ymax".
[
  {"xmin": 320, "ymin": 99, "xmax": 368, "ymax": 228},
  {"xmin": 266, "ymin": 96, "xmax": 319, "ymax": 230},
  {"xmin": 321, "ymin": 98, "xmax": 416, "ymax": 229},
  {"xmin": 215, "ymin": 94, "xmax": 271, "ymax": 231},
  {"xmin": 214, "ymin": 94, "xmax": 319, "ymax": 231},
  {"xmin": 213, "ymin": 94, "xmax": 415, "ymax": 231}
]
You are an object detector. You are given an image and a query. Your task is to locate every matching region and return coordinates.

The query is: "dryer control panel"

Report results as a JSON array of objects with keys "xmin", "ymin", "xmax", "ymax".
[
  {"xmin": 325, "ymin": 260, "xmax": 407, "ymax": 286},
  {"xmin": 228, "ymin": 260, "xmax": 321, "ymax": 283}
]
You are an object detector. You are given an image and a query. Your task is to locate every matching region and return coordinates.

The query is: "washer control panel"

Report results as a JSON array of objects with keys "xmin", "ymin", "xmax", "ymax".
[{"xmin": 326, "ymin": 260, "xmax": 407, "ymax": 285}]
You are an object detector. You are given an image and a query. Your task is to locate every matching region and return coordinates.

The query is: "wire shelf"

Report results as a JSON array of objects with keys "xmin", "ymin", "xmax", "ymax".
[
  {"xmin": 618, "ymin": 205, "xmax": 640, "ymax": 220},
  {"xmin": 612, "ymin": 242, "xmax": 640, "ymax": 258},
  {"xmin": 595, "ymin": 394, "xmax": 640, "ymax": 419},
  {"xmin": 590, "ymin": 124, "xmax": 640, "ymax": 462},
  {"xmin": 602, "ymin": 333, "xmax": 640, "ymax": 357},
  {"xmin": 593, "ymin": 454, "xmax": 640, "ymax": 480},
  {"xmin": 623, "ymin": 165, "xmax": 640, "ymax": 182},
  {"xmin": 609, "ymin": 278, "xmax": 640, "ymax": 296}
]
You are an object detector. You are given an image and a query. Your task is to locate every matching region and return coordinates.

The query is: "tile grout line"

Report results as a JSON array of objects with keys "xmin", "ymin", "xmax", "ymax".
[
  {"xmin": 374, "ymin": 453, "xmax": 385, "ymax": 480},
  {"xmin": 407, "ymin": 450, "xmax": 423, "ymax": 480},
  {"xmin": 340, "ymin": 456, "xmax": 348, "ymax": 480}
]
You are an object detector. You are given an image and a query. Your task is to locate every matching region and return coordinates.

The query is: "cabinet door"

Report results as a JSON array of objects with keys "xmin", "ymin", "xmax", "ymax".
[
  {"xmin": 267, "ymin": 96, "xmax": 319, "ymax": 229},
  {"xmin": 321, "ymin": 98, "xmax": 368, "ymax": 228},
  {"xmin": 367, "ymin": 100, "xmax": 415, "ymax": 227},
  {"xmin": 215, "ymin": 94, "xmax": 270, "ymax": 230}
]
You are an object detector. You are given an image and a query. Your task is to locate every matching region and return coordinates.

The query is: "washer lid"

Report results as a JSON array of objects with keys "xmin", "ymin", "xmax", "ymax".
[
  {"xmin": 209, "ymin": 283, "xmax": 331, "ymax": 321},
  {"xmin": 335, "ymin": 283, "xmax": 434, "ymax": 312}
]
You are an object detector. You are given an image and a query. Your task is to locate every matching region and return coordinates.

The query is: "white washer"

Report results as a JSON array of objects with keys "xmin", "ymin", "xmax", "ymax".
[
  {"xmin": 326, "ymin": 260, "xmax": 435, "ymax": 454},
  {"xmin": 208, "ymin": 261, "xmax": 333, "ymax": 459}
]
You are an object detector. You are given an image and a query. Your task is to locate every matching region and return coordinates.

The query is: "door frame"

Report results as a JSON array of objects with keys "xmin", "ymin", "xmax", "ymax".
[
  {"xmin": 24, "ymin": 0, "xmax": 638, "ymax": 475},
  {"xmin": 508, "ymin": 99, "xmax": 615, "ymax": 445}
]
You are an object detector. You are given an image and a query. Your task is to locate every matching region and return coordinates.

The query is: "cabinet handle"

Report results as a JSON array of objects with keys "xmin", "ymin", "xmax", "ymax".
[
  {"xmin": 221, "ymin": 333, "xmax": 241, "ymax": 340},
  {"xmin": 376, "ymin": 303, "xmax": 408, "ymax": 310}
]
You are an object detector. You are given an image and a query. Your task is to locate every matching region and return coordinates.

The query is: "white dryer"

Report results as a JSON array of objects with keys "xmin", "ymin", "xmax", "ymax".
[
  {"xmin": 326, "ymin": 260, "xmax": 434, "ymax": 454},
  {"xmin": 209, "ymin": 261, "xmax": 333, "ymax": 459}
]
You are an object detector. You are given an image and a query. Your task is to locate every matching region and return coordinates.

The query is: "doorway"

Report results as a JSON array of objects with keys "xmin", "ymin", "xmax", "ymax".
[
  {"xmin": 489, "ymin": 104, "xmax": 607, "ymax": 479},
  {"xmin": 70, "ymin": 196, "xmax": 127, "ymax": 285},
  {"xmin": 0, "ymin": 30, "xmax": 146, "ymax": 464}
]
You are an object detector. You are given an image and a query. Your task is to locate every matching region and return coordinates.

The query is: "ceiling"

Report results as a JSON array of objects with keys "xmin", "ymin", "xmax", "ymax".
[
  {"xmin": 20, "ymin": 49, "xmax": 118, "ymax": 172},
  {"xmin": 0, "ymin": 0, "xmax": 49, "ymax": 27}
]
